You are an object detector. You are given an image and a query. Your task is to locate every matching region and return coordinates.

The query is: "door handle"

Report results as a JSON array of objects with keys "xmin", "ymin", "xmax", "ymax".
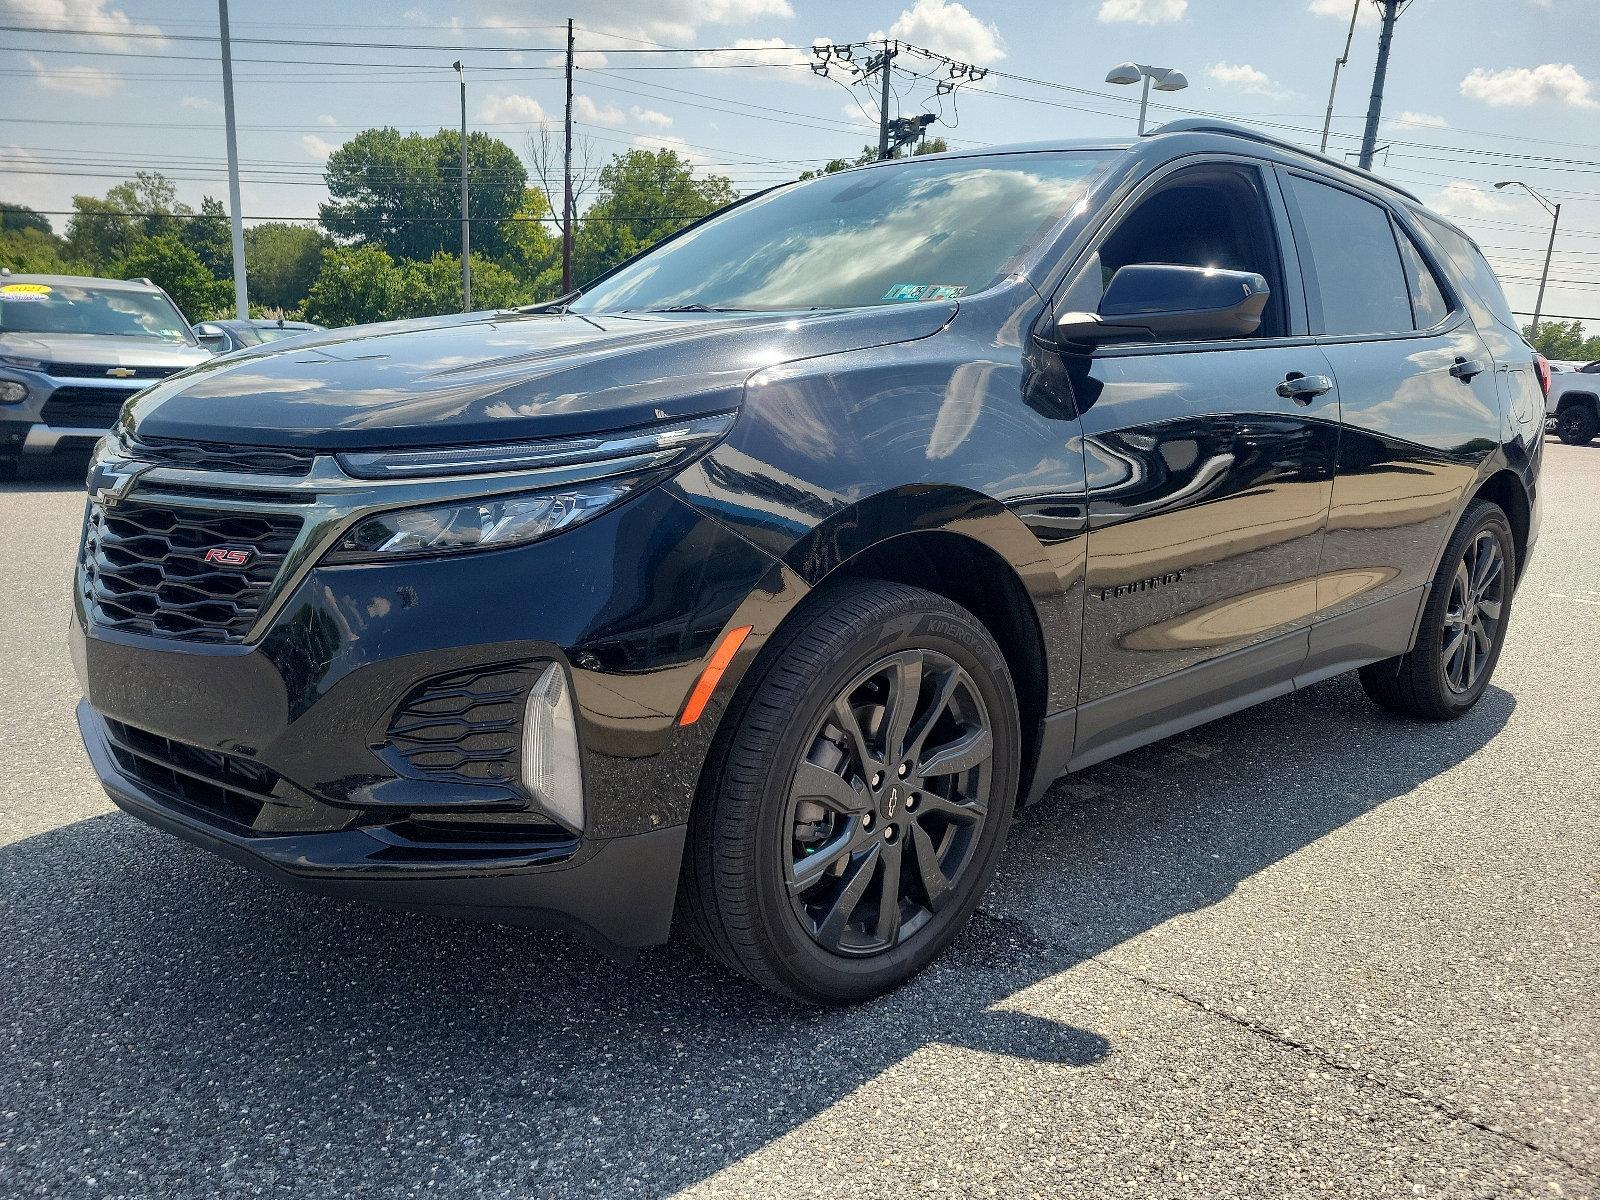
[
  {"xmin": 1276, "ymin": 372, "xmax": 1333, "ymax": 404},
  {"xmin": 1450, "ymin": 356, "xmax": 1487, "ymax": 381}
]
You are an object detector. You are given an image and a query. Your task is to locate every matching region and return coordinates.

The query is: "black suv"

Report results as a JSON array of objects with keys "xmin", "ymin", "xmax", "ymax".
[{"xmin": 72, "ymin": 121, "xmax": 1543, "ymax": 1003}]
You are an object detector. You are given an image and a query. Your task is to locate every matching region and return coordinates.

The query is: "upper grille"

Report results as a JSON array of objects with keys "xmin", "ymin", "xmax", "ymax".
[
  {"xmin": 46, "ymin": 362, "xmax": 182, "ymax": 380},
  {"xmin": 381, "ymin": 665, "xmax": 537, "ymax": 785},
  {"xmin": 79, "ymin": 499, "xmax": 302, "ymax": 643},
  {"xmin": 41, "ymin": 386, "xmax": 136, "ymax": 428},
  {"xmin": 124, "ymin": 432, "xmax": 317, "ymax": 478}
]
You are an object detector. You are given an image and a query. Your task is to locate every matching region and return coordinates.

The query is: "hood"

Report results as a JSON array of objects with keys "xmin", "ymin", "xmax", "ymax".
[
  {"xmin": 0, "ymin": 332, "xmax": 210, "ymax": 370},
  {"xmin": 126, "ymin": 304, "xmax": 954, "ymax": 449}
]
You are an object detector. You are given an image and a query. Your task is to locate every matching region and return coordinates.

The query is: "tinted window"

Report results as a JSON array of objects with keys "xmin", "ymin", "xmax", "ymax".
[
  {"xmin": 1286, "ymin": 174, "xmax": 1412, "ymax": 336},
  {"xmin": 573, "ymin": 152, "xmax": 1109, "ymax": 313},
  {"xmin": 1414, "ymin": 213, "xmax": 1520, "ymax": 336},
  {"xmin": 1395, "ymin": 227, "xmax": 1450, "ymax": 329}
]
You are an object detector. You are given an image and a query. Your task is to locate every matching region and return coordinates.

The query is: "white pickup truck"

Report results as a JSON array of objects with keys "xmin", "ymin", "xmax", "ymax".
[{"xmin": 1548, "ymin": 360, "xmax": 1600, "ymax": 444}]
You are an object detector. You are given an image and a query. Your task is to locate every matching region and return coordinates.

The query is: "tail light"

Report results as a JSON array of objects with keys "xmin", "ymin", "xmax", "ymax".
[{"xmin": 1535, "ymin": 353, "xmax": 1552, "ymax": 399}]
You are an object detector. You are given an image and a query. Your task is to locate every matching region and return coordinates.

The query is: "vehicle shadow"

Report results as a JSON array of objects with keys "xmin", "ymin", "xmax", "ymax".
[
  {"xmin": 0, "ymin": 673, "xmax": 1513, "ymax": 1198},
  {"xmin": 4, "ymin": 451, "xmax": 93, "ymax": 491}
]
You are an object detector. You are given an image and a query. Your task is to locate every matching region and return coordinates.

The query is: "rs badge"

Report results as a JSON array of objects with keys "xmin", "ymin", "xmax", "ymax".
[{"xmin": 202, "ymin": 546, "xmax": 256, "ymax": 567}]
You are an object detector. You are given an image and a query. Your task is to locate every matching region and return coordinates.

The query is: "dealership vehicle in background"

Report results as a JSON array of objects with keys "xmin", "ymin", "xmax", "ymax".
[
  {"xmin": 0, "ymin": 273, "xmax": 210, "ymax": 479},
  {"xmin": 1546, "ymin": 359, "xmax": 1600, "ymax": 444},
  {"xmin": 70, "ymin": 121, "xmax": 1543, "ymax": 1003},
  {"xmin": 192, "ymin": 318, "xmax": 325, "ymax": 354}
]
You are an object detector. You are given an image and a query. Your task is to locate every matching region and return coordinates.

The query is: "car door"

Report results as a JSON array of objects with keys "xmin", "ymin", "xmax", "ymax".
[
  {"xmin": 1276, "ymin": 170, "xmax": 1506, "ymax": 682},
  {"xmin": 1055, "ymin": 158, "xmax": 1340, "ymax": 767}
]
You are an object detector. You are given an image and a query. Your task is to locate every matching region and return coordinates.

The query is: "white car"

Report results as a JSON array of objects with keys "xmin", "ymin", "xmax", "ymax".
[{"xmin": 1547, "ymin": 359, "xmax": 1600, "ymax": 445}]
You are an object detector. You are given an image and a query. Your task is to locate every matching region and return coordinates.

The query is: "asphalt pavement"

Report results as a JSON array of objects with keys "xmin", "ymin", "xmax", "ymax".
[{"xmin": 2, "ymin": 442, "xmax": 1596, "ymax": 1199}]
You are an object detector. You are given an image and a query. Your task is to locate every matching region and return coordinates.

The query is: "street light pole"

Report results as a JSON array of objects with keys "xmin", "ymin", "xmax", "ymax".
[
  {"xmin": 454, "ymin": 60, "xmax": 471, "ymax": 313},
  {"xmin": 1320, "ymin": 0, "xmax": 1360, "ymax": 153},
  {"xmin": 1496, "ymin": 180, "xmax": 1562, "ymax": 342},
  {"xmin": 217, "ymin": 0, "xmax": 248, "ymax": 319},
  {"xmin": 1105, "ymin": 62, "xmax": 1189, "ymax": 136}
]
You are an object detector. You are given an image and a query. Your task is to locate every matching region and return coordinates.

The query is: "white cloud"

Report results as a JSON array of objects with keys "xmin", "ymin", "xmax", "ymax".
[
  {"xmin": 1208, "ymin": 62, "xmax": 1281, "ymax": 96},
  {"xmin": 478, "ymin": 93, "xmax": 550, "ymax": 125},
  {"xmin": 631, "ymin": 132, "xmax": 709, "ymax": 166},
  {"xmin": 1098, "ymin": 0, "xmax": 1186, "ymax": 24},
  {"xmin": 1308, "ymin": 0, "xmax": 1375, "ymax": 22},
  {"xmin": 1387, "ymin": 110, "xmax": 1448, "ymax": 131},
  {"xmin": 301, "ymin": 134, "xmax": 340, "ymax": 162},
  {"xmin": 1431, "ymin": 180, "xmax": 1512, "ymax": 219},
  {"xmin": 573, "ymin": 94, "xmax": 626, "ymax": 125},
  {"xmin": 6, "ymin": 0, "xmax": 164, "ymax": 47},
  {"xmin": 1460, "ymin": 63, "xmax": 1599, "ymax": 109},
  {"xmin": 877, "ymin": 0, "xmax": 1005, "ymax": 64},
  {"xmin": 317, "ymin": 114, "xmax": 339, "ymax": 128},
  {"xmin": 180, "ymin": 94, "xmax": 220, "ymax": 114},
  {"xmin": 691, "ymin": 36, "xmax": 818, "ymax": 85},
  {"xmin": 631, "ymin": 106, "xmax": 673, "ymax": 128},
  {"xmin": 695, "ymin": 0, "xmax": 793, "ymax": 20},
  {"xmin": 27, "ymin": 55, "xmax": 117, "ymax": 96}
]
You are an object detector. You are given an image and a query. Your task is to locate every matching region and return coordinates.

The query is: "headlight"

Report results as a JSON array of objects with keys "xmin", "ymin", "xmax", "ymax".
[
  {"xmin": 0, "ymin": 380, "xmax": 26, "ymax": 404},
  {"xmin": 0, "ymin": 355, "xmax": 45, "ymax": 371},
  {"xmin": 328, "ymin": 483, "xmax": 630, "ymax": 561}
]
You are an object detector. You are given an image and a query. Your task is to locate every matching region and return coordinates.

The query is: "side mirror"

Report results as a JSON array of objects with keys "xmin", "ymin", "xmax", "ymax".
[
  {"xmin": 194, "ymin": 330, "xmax": 231, "ymax": 354},
  {"xmin": 1056, "ymin": 263, "xmax": 1269, "ymax": 346}
]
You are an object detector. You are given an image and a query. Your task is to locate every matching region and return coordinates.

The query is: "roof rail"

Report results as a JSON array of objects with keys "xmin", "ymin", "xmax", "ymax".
[
  {"xmin": 1149, "ymin": 117, "xmax": 1421, "ymax": 203},
  {"xmin": 127, "ymin": 276, "xmax": 155, "ymax": 286}
]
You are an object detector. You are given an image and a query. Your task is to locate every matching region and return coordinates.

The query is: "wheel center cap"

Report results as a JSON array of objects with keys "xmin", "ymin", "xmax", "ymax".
[{"xmin": 881, "ymin": 783, "xmax": 902, "ymax": 821}]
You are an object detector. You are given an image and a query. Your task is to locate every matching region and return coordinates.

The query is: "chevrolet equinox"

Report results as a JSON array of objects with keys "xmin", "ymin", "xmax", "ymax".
[{"xmin": 71, "ymin": 121, "xmax": 1543, "ymax": 1003}]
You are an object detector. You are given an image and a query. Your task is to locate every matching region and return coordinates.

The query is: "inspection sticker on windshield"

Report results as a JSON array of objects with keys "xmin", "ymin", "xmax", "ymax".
[
  {"xmin": 883, "ymin": 283, "xmax": 967, "ymax": 302},
  {"xmin": 924, "ymin": 284, "xmax": 967, "ymax": 300},
  {"xmin": 883, "ymin": 283, "xmax": 929, "ymax": 302},
  {"xmin": 0, "ymin": 283, "xmax": 51, "ymax": 302}
]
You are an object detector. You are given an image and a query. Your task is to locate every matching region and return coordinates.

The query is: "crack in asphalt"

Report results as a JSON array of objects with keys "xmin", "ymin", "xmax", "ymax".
[{"xmin": 974, "ymin": 905, "xmax": 1598, "ymax": 1184}]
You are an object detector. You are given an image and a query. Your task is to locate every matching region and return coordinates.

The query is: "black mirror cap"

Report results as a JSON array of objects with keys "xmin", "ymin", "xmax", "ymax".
[{"xmin": 1056, "ymin": 264, "xmax": 1269, "ymax": 348}]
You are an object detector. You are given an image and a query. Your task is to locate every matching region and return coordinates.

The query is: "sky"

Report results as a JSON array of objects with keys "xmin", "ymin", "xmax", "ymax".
[{"xmin": 3, "ymin": 0, "xmax": 1599, "ymax": 324}]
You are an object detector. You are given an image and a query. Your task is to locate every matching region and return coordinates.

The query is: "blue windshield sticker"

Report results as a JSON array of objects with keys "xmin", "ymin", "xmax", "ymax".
[
  {"xmin": 924, "ymin": 284, "xmax": 967, "ymax": 300},
  {"xmin": 883, "ymin": 283, "xmax": 928, "ymax": 302}
]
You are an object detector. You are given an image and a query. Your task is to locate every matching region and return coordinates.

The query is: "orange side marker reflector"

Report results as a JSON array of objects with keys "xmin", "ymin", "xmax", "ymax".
[{"xmin": 678, "ymin": 625, "xmax": 753, "ymax": 726}]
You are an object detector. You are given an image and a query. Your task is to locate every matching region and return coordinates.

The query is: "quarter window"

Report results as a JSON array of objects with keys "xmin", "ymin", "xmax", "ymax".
[
  {"xmin": 1395, "ymin": 227, "xmax": 1450, "ymax": 330},
  {"xmin": 1286, "ymin": 174, "xmax": 1412, "ymax": 336}
]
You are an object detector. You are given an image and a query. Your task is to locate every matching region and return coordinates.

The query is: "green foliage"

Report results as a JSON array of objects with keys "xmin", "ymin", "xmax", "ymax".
[
  {"xmin": 572, "ymin": 148, "xmax": 736, "ymax": 285},
  {"xmin": 245, "ymin": 223, "xmax": 326, "ymax": 313},
  {"xmin": 1526, "ymin": 319, "xmax": 1600, "ymax": 362},
  {"xmin": 0, "ymin": 227, "xmax": 72, "ymax": 274},
  {"xmin": 496, "ymin": 188, "xmax": 561, "ymax": 282},
  {"xmin": 319, "ymin": 128, "xmax": 528, "ymax": 262},
  {"xmin": 304, "ymin": 244, "xmax": 403, "ymax": 328},
  {"xmin": 1, "ymin": 202, "xmax": 54, "ymax": 236},
  {"xmin": 180, "ymin": 196, "xmax": 235, "ymax": 278},
  {"xmin": 393, "ymin": 252, "xmax": 528, "ymax": 319},
  {"xmin": 113, "ymin": 235, "xmax": 232, "ymax": 321},
  {"xmin": 798, "ymin": 137, "xmax": 950, "ymax": 179}
]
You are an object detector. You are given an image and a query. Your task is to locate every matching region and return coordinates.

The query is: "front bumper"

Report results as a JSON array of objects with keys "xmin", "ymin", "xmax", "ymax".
[
  {"xmin": 72, "ymin": 482, "xmax": 803, "ymax": 949},
  {"xmin": 1, "ymin": 368, "xmax": 148, "ymax": 460}
]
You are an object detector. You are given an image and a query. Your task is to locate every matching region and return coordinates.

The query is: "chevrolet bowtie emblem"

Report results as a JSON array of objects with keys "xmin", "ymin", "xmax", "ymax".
[
  {"xmin": 105, "ymin": 367, "xmax": 137, "ymax": 378},
  {"xmin": 87, "ymin": 462, "xmax": 143, "ymax": 508}
]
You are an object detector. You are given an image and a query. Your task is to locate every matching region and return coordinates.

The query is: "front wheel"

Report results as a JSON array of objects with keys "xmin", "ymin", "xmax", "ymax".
[
  {"xmin": 1555, "ymin": 404, "xmax": 1598, "ymax": 446},
  {"xmin": 1359, "ymin": 499, "xmax": 1515, "ymax": 720},
  {"xmin": 679, "ymin": 580, "xmax": 1021, "ymax": 1005}
]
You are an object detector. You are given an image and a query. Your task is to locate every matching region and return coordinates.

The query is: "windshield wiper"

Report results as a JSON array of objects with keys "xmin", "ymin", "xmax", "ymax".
[{"xmin": 643, "ymin": 304, "xmax": 750, "ymax": 313}]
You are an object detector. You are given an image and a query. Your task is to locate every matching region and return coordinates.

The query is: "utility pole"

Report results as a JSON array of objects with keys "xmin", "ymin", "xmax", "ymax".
[
  {"xmin": 217, "ymin": 0, "xmax": 247, "ymax": 319},
  {"xmin": 454, "ymin": 61, "xmax": 471, "ymax": 312},
  {"xmin": 1359, "ymin": 0, "xmax": 1402, "ymax": 171},
  {"xmin": 561, "ymin": 18, "xmax": 575, "ymax": 293},
  {"xmin": 1320, "ymin": 0, "xmax": 1361, "ymax": 153},
  {"xmin": 874, "ymin": 41, "xmax": 898, "ymax": 161}
]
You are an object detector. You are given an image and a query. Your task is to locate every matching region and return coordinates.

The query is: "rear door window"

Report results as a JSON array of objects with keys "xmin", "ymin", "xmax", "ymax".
[{"xmin": 1284, "ymin": 173, "xmax": 1412, "ymax": 336}]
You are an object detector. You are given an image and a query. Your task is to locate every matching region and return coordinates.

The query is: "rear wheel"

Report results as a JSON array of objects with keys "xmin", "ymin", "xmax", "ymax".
[
  {"xmin": 1359, "ymin": 499, "xmax": 1515, "ymax": 719},
  {"xmin": 679, "ymin": 580, "xmax": 1021, "ymax": 1005},
  {"xmin": 1555, "ymin": 402, "xmax": 1598, "ymax": 445}
]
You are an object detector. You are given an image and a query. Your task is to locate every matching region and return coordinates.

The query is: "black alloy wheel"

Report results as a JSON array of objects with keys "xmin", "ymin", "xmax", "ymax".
[
  {"xmin": 1441, "ymin": 530, "xmax": 1505, "ymax": 696},
  {"xmin": 1555, "ymin": 404, "xmax": 1598, "ymax": 446},
  {"xmin": 784, "ymin": 649, "xmax": 993, "ymax": 957}
]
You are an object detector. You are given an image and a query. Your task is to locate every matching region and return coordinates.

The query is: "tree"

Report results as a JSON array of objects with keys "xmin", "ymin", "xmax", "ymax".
[
  {"xmin": 180, "ymin": 196, "xmax": 234, "ymax": 278},
  {"xmin": 64, "ymin": 173, "xmax": 207, "ymax": 272},
  {"xmin": 303, "ymin": 244, "xmax": 403, "ymax": 328},
  {"xmin": 496, "ymin": 188, "xmax": 561, "ymax": 284},
  {"xmin": 319, "ymin": 128, "xmax": 527, "ymax": 262},
  {"xmin": 526, "ymin": 128, "xmax": 601, "ymax": 258},
  {"xmin": 393, "ymin": 251, "xmax": 528, "ymax": 319},
  {"xmin": 1, "ymin": 202, "xmax": 54, "ymax": 236},
  {"xmin": 113, "ymin": 235, "xmax": 231, "ymax": 320},
  {"xmin": 0, "ymin": 227, "xmax": 71, "ymax": 274},
  {"xmin": 1526, "ymin": 319, "xmax": 1600, "ymax": 362},
  {"xmin": 798, "ymin": 137, "xmax": 950, "ymax": 180},
  {"xmin": 572, "ymin": 149, "xmax": 736, "ymax": 285},
  {"xmin": 245, "ymin": 223, "xmax": 326, "ymax": 313}
]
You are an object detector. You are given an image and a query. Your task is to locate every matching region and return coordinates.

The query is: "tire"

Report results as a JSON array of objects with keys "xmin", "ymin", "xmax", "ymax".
[
  {"xmin": 1555, "ymin": 402, "xmax": 1598, "ymax": 446},
  {"xmin": 1359, "ymin": 499, "xmax": 1516, "ymax": 720},
  {"xmin": 679, "ymin": 580, "xmax": 1022, "ymax": 1005}
]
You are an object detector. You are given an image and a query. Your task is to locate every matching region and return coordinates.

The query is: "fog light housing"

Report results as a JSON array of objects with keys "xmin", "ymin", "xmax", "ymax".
[
  {"xmin": 522, "ymin": 662, "xmax": 584, "ymax": 832},
  {"xmin": 0, "ymin": 380, "xmax": 27, "ymax": 404}
]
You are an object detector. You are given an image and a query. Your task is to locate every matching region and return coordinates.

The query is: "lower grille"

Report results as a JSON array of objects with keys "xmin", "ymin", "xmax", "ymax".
[
  {"xmin": 80, "ymin": 500, "xmax": 302, "ymax": 643},
  {"xmin": 104, "ymin": 718, "xmax": 279, "ymax": 830},
  {"xmin": 41, "ymin": 386, "xmax": 137, "ymax": 428}
]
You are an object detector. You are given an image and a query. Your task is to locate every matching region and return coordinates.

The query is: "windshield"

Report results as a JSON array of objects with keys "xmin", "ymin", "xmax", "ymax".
[
  {"xmin": 572, "ymin": 151, "xmax": 1110, "ymax": 314},
  {"xmin": 256, "ymin": 326, "xmax": 308, "ymax": 343},
  {"xmin": 0, "ymin": 281, "xmax": 196, "ymax": 343}
]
